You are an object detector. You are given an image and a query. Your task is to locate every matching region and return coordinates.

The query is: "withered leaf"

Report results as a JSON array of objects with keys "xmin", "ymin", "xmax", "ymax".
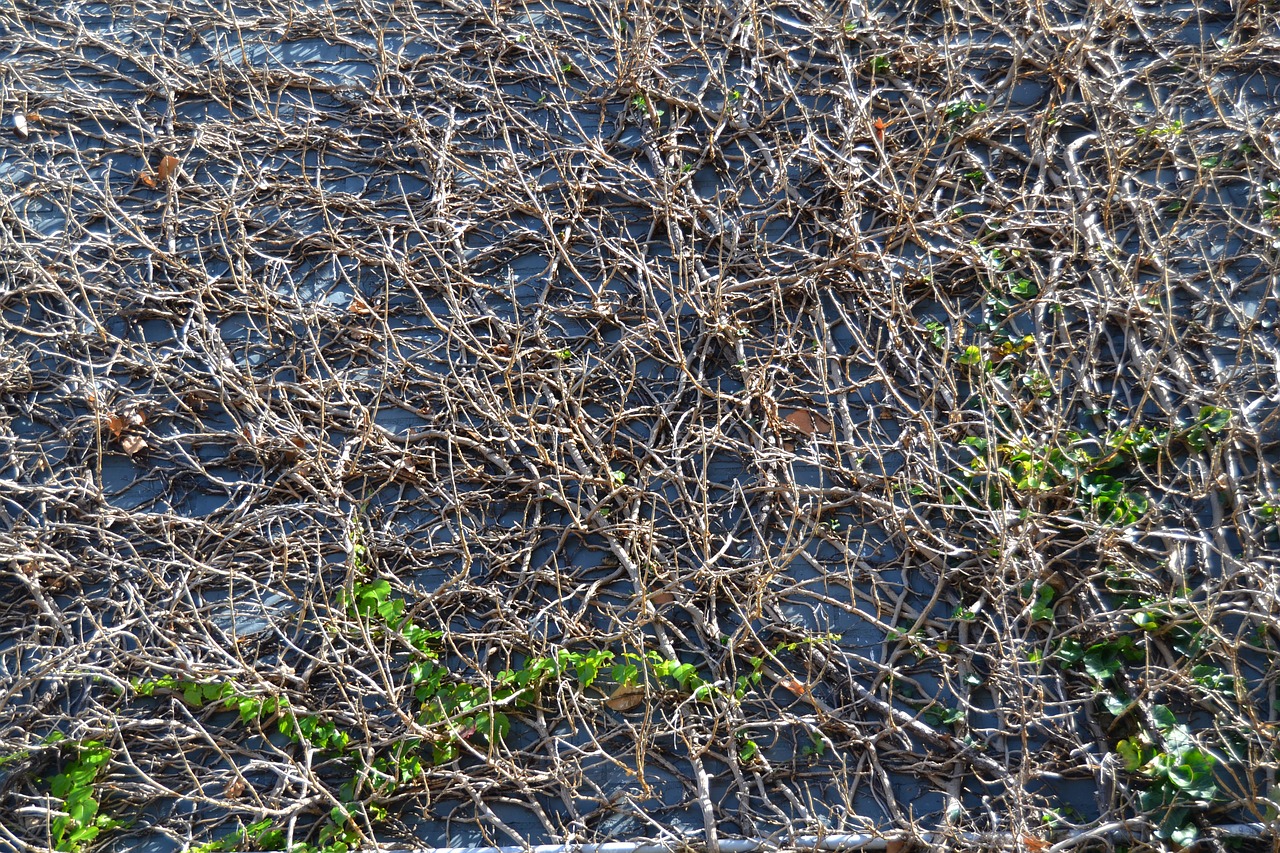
[
  {"xmin": 604, "ymin": 685, "xmax": 646, "ymax": 712},
  {"xmin": 105, "ymin": 413, "xmax": 126, "ymax": 439},
  {"xmin": 649, "ymin": 591, "xmax": 676, "ymax": 606},
  {"xmin": 139, "ymin": 171, "xmax": 158, "ymax": 188},
  {"xmin": 392, "ymin": 458, "xmax": 419, "ymax": 482},
  {"xmin": 121, "ymin": 434, "xmax": 147, "ymax": 456},
  {"xmin": 783, "ymin": 409, "xmax": 832, "ymax": 436},
  {"xmin": 778, "ymin": 677, "xmax": 809, "ymax": 696},
  {"xmin": 156, "ymin": 155, "xmax": 180, "ymax": 183}
]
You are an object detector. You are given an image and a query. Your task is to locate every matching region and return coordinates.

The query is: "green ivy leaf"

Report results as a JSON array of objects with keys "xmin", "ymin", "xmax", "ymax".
[
  {"xmin": 1190, "ymin": 664, "xmax": 1232, "ymax": 693},
  {"xmin": 1116, "ymin": 738, "xmax": 1148, "ymax": 771},
  {"xmin": 1102, "ymin": 691, "xmax": 1133, "ymax": 717},
  {"xmin": 1030, "ymin": 585, "xmax": 1056, "ymax": 621},
  {"xmin": 1198, "ymin": 406, "xmax": 1230, "ymax": 432},
  {"xmin": 1169, "ymin": 749, "xmax": 1216, "ymax": 799},
  {"xmin": 1081, "ymin": 637, "xmax": 1139, "ymax": 680},
  {"xmin": 1140, "ymin": 783, "xmax": 1178, "ymax": 812},
  {"xmin": 1054, "ymin": 638, "xmax": 1084, "ymax": 666},
  {"xmin": 611, "ymin": 663, "xmax": 639, "ymax": 686},
  {"xmin": 1010, "ymin": 278, "xmax": 1038, "ymax": 298},
  {"xmin": 1132, "ymin": 610, "xmax": 1161, "ymax": 631},
  {"xmin": 377, "ymin": 596, "xmax": 405, "ymax": 623},
  {"xmin": 669, "ymin": 663, "xmax": 697, "ymax": 688},
  {"xmin": 66, "ymin": 824, "xmax": 101, "ymax": 847},
  {"xmin": 572, "ymin": 652, "xmax": 613, "ymax": 689},
  {"xmin": 432, "ymin": 740, "xmax": 459, "ymax": 765},
  {"xmin": 1168, "ymin": 822, "xmax": 1199, "ymax": 848},
  {"xmin": 1150, "ymin": 704, "xmax": 1179, "ymax": 733}
]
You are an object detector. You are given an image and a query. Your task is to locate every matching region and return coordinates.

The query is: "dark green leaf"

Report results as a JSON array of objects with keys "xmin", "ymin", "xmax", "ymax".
[
  {"xmin": 1132, "ymin": 611, "xmax": 1161, "ymax": 631},
  {"xmin": 1011, "ymin": 278, "xmax": 1038, "ymax": 298},
  {"xmin": 1151, "ymin": 704, "xmax": 1178, "ymax": 732},
  {"xmin": 1103, "ymin": 691, "xmax": 1133, "ymax": 717},
  {"xmin": 1055, "ymin": 639, "xmax": 1084, "ymax": 666},
  {"xmin": 1083, "ymin": 647, "xmax": 1124, "ymax": 680},
  {"xmin": 1198, "ymin": 406, "xmax": 1230, "ymax": 432},
  {"xmin": 1169, "ymin": 822, "xmax": 1198, "ymax": 848}
]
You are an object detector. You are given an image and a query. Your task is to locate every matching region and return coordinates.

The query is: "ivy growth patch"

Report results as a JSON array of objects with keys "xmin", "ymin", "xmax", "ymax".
[{"xmin": 41, "ymin": 738, "xmax": 121, "ymax": 852}]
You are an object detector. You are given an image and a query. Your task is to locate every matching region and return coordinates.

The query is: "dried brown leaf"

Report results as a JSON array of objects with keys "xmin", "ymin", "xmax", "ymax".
[
  {"xmin": 105, "ymin": 413, "xmax": 126, "ymax": 439},
  {"xmin": 778, "ymin": 677, "xmax": 809, "ymax": 696},
  {"xmin": 604, "ymin": 685, "xmax": 646, "ymax": 712},
  {"xmin": 156, "ymin": 155, "xmax": 180, "ymax": 183},
  {"xmin": 182, "ymin": 390, "xmax": 210, "ymax": 412},
  {"xmin": 783, "ymin": 409, "xmax": 831, "ymax": 436},
  {"xmin": 121, "ymin": 434, "xmax": 147, "ymax": 456},
  {"xmin": 649, "ymin": 591, "xmax": 676, "ymax": 606}
]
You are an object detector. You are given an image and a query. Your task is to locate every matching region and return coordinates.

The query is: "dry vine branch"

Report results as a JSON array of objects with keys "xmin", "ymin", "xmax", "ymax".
[{"xmin": 1, "ymin": 0, "xmax": 1278, "ymax": 851}]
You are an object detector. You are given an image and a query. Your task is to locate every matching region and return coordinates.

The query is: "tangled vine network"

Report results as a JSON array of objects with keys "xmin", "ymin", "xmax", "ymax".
[{"xmin": 1, "ymin": 0, "xmax": 1279, "ymax": 851}]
